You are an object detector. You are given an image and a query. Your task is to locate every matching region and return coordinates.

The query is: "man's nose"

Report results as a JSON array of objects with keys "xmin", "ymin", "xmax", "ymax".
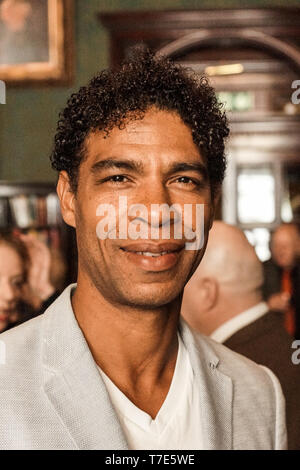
[{"xmin": 131, "ymin": 181, "xmax": 179, "ymax": 227}]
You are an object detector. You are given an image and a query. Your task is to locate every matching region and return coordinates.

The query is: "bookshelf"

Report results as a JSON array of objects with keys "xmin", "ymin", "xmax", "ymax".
[{"xmin": 0, "ymin": 181, "xmax": 77, "ymax": 286}]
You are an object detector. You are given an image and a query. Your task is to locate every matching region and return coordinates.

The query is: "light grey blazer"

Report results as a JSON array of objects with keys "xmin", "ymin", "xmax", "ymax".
[{"xmin": 0, "ymin": 285, "xmax": 287, "ymax": 450}]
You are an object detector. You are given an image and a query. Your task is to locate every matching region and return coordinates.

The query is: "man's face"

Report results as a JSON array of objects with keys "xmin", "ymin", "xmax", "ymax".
[
  {"xmin": 271, "ymin": 226, "xmax": 299, "ymax": 269},
  {"xmin": 59, "ymin": 108, "xmax": 216, "ymax": 308}
]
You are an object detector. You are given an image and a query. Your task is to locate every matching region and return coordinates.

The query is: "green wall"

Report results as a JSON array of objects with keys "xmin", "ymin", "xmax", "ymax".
[{"xmin": 1, "ymin": 0, "xmax": 300, "ymax": 182}]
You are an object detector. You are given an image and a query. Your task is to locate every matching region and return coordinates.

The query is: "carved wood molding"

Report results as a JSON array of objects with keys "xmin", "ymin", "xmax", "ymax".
[
  {"xmin": 99, "ymin": 8, "xmax": 300, "ymax": 72},
  {"xmin": 157, "ymin": 28, "xmax": 300, "ymax": 73},
  {"xmin": 99, "ymin": 8, "xmax": 300, "ymax": 32}
]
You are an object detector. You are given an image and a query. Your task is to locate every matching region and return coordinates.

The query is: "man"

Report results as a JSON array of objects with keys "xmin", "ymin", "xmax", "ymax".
[
  {"xmin": 182, "ymin": 221, "xmax": 299, "ymax": 449},
  {"xmin": 263, "ymin": 223, "xmax": 300, "ymax": 339},
  {"xmin": 0, "ymin": 48, "xmax": 287, "ymax": 449}
]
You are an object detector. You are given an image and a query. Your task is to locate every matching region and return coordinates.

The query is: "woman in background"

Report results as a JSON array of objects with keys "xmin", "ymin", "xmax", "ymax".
[
  {"xmin": 0, "ymin": 233, "xmax": 28, "ymax": 332},
  {"xmin": 0, "ymin": 232, "xmax": 64, "ymax": 333}
]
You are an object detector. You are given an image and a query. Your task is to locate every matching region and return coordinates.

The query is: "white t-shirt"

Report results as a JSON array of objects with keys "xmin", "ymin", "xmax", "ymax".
[{"xmin": 98, "ymin": 333, "xmax": 203, "ymax": 450}]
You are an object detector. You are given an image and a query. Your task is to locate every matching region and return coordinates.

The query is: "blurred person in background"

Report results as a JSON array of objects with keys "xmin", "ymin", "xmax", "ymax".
[
  {"xmin": 0, "ymin": 233, "xmax": 28, "ymax": 332},
  {"xmin": 0, "ymin": 232, "xmax": 63, "ymax": 332},
  {"xmin": 263, "ymin": 223, "xmax": 300, "ymax": 339},
  {"xmin": 19, "ymin": 233, "xmax": 65, "ymax": 312},
  {"xmin": 181, "ymin": 221, "xmax": 300, "ymax": 450}
]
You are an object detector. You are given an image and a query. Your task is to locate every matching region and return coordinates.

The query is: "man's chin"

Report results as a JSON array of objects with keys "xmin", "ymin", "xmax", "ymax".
[
  {"xmin": 118, "ymin": 286, "xmax": 183, "ymax": 310},
  {"xmin": 124, "ymin": 298, "xmax": 178, "ymax": 310}
]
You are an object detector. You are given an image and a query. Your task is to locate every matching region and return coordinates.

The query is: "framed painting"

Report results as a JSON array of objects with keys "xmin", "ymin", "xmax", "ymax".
[{"xmin": 0, "ymin": 0, "xmax": 73, "ymax": 84}]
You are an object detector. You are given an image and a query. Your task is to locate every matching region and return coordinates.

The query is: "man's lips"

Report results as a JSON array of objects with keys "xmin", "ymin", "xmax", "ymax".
[
  {"xmin": 119, "ymin": 242, "xmax": 184, "ymax": 272},
  {"xmin": 120, "ymin": 242, "xmax": 185, "ymax": 255}
]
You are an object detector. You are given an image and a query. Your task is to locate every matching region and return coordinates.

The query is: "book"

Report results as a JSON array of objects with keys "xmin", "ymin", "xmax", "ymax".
[
  {"xmin": 0, "ymin": 198, "xmax": 8, "ymax": 228},
  {"xmin": 9, "ymin": 195, "xmax": 33, "ymax": 228},
  {"xmin": 46, "ymin": 193, "xmax": 62, "ymax": 225}
]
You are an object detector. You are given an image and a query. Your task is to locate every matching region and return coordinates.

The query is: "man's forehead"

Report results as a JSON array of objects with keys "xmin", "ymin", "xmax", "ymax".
[{"xmin": 84, "ymin": 109, "xmax": 202, "ymax": 165}]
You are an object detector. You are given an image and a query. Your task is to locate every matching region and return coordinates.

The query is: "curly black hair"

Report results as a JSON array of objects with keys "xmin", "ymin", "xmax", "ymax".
[{"xmin": 51, "ymin": 46, "xmax": 229, "ymax": 193}]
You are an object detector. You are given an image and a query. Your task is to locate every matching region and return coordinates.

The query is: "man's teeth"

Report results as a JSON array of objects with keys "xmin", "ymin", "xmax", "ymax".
[
  {"xmin": 122, "ymin": 248, "xmax": 179, "ymax": 256},
  {"xmin": 135, "ymin": 251, "xmax": 170, "ymax": 257}
]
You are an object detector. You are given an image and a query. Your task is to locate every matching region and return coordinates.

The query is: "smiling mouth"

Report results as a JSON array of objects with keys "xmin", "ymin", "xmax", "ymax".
[
  {"xmin": 121, "ymin": 249, "xmax": 181, "ymax": 257},
  {"xmin": 120, "ymin": 242, "xmax": 184, "ymax": 255},
  {"xmin": 119, "ymin": 243, "xmax": 184, "ymax": 272}
]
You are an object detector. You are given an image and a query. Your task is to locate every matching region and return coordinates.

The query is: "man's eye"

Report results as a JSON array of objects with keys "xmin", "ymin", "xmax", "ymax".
[
  {"xmin": 107, "ymin": 175, "xmax": 129, "ymax": 183},
  {"xmin": 177, "ymin": 177, "xmax": 192, "ymax": 183},
  {"xmin": 175, "ymin": 176, "xmax": 199, "ymax": 186},
  {"xmin": 95, "ymin": 174, "xmax": 132, "ymax": 186}
]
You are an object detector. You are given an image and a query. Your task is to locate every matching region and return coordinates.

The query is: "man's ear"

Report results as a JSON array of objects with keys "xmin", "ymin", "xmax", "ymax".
[
  {"xmin": 56, "ymin": 171, "xmax": 76, "ymax": 228},
  {"xmin": 200, "ymin": 277, "xmax": 219, "ymax": 311}
]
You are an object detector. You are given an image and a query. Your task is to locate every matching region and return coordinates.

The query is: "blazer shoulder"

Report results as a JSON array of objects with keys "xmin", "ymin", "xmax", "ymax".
[
  {"xmin": 0, "ymin": 311, "xmax": 46, "ymax": 377},
  {"xmin": 196, "ymin": 332, "xmax": 281, "ymax": 390},
  {"xmin": 199, "ymin": 333, "xmax": 286, "ymax": 436},
  {"xmin": 0, "ymin": 284, "xmax": 75, "ymax": 376}
]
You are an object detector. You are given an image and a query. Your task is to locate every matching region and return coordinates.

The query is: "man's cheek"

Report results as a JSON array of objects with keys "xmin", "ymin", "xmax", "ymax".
[{"xmin": 183, "ymin": 203, "xmax": 205, "ymax": 251}]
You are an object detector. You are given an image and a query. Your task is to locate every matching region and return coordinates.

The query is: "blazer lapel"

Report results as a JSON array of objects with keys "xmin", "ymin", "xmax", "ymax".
[
  {"xmin": 180, "ymin": 319, "xmax": 233, "ymax": 450},
  {"xmin": 41, "ymin": 285, "xmax": 128, "ymax": 450}
]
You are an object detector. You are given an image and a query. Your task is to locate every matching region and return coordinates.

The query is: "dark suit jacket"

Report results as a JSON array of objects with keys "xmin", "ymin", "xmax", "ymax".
[
  {"xmin": 224, "ymin": 310, "xmax": 300, "ymax": 450},
  {"xmin": 262, "ymin": 259, "xmax": 300, "ymax": 339}
]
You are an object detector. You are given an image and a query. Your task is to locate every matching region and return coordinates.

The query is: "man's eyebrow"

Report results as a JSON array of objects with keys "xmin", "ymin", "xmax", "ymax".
[
  {"xmin": 168, "ymin": 162, "xmax": 208, "ymax": 179},
  {"xmin": 90, "ymin": 158, "xmax": 144, "ymax": 174},
  {"xmin": 90, "ymin": 158, "xmax": 208, "ymax": 179}
]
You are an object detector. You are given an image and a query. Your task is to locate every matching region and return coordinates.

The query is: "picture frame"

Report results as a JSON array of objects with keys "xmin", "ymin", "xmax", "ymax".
[{"xmin": 0, "ymin": 0, "xmax": 73, "ymax": 84}]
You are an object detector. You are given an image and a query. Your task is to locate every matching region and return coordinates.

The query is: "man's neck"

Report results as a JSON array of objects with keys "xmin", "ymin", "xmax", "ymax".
[
  {"xmin": 71, "ymin": 275, "xmax": 181, "ymax": 419},
  {"xmin": 204, "ymin": 294, "xmax": 263, "ymax": 336}
]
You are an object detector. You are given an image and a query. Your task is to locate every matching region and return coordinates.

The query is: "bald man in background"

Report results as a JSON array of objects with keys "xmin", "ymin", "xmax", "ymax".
[
  {"xmin": 181, "ymin": 221, "xmax": 300, "ymax": 450},
  {"xmin": 263, "ymin": 223, "xmax": 300, "ymax": 339}
]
